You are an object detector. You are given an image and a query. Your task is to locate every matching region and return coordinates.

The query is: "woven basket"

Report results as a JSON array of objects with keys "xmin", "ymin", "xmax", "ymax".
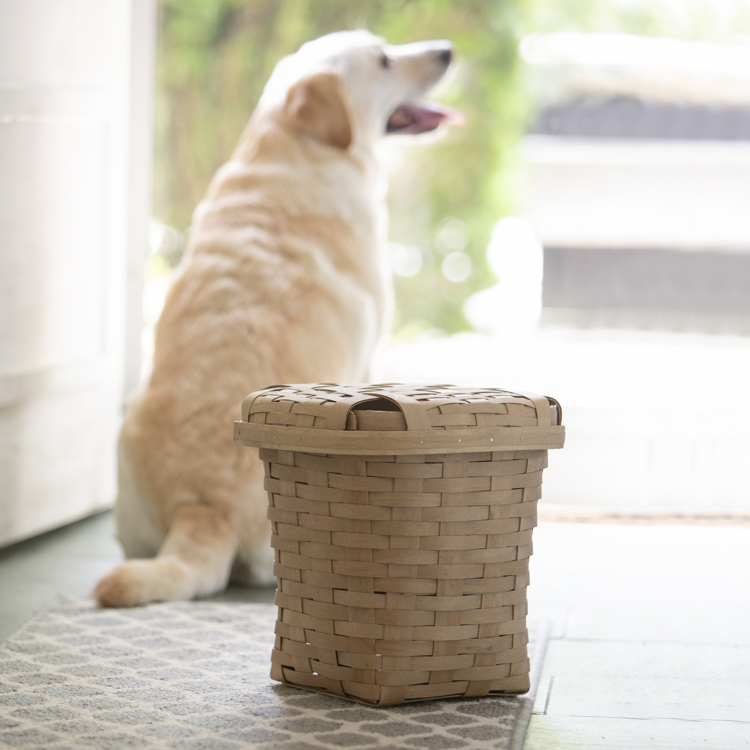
[{"xmin": 234, "ymin": 384, "xmax": 565, "ymax": 706}]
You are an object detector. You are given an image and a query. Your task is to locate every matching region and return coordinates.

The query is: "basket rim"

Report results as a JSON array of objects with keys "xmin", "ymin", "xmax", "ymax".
[{"xmin": 233, "ymin": 420, "xmax": 565, "ymax": 455}]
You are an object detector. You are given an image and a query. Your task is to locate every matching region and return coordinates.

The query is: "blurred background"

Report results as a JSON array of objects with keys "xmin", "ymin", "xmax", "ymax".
[{"xmin": 2, "ymin": 0, "xmax": 750, "ymax": 547}]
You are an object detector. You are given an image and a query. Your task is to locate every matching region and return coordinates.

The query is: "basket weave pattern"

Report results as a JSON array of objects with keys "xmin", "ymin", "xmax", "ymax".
[
  {"xmin": 238, "ymin": 384, "xmax": 563, "ymax": 706},
  {"xmin": 244, "ymin": 384, "xmax": 551, "ymax": 432}
]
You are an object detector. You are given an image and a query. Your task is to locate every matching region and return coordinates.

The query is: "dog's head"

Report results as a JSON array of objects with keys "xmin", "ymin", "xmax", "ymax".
[{"xmin": 261, "ymin": 30, "xmax": 460, "ymax": 151}]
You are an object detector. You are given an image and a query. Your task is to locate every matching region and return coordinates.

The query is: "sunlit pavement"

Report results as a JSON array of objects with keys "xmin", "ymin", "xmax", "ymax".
[{"xmin": 376, "ymin": 326, "xmax": 750, "ymax": 515}]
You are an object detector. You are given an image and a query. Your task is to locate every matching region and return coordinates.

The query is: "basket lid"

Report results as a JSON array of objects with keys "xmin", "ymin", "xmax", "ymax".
[{"xmin": 234, "ymin": 383, "xmax": 564, "ymax": 455}]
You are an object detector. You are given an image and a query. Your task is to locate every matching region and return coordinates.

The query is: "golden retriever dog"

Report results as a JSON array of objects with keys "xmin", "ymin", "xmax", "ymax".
[{"xmin": 94, "ymin": 30, "xmax": 459, "ymax": 607}]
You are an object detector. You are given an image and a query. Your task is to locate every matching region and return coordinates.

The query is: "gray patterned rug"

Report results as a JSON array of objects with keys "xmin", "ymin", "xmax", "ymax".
[{"xmin": 0, "ymin": 598, "xmax": 547, "ymax": 750}]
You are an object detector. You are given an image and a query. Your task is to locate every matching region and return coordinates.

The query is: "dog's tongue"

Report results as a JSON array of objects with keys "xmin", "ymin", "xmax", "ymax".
[{"xmin": 387, "ymin": 102, "xmax": 464, "ymax": 134}]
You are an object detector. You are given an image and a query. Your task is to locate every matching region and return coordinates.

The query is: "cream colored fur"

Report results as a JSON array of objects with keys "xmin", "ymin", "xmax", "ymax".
[{"xmin": 94, "ymin": 30, "xmax": 453, "ymax": 607}]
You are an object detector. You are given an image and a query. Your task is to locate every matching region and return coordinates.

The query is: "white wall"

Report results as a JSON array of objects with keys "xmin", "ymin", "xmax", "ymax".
[
  {"xmin": 521, "ymin": 136, "xmax": 750, "ymax": 252},
  {"xmin": 0, "ymin": 0, "xmax": 155, "ymax": 546}
]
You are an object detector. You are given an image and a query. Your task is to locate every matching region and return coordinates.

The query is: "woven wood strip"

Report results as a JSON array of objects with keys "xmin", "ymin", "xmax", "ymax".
[
  {"xmin": 235, "ymin": 421, "xmax": 563, "ymax": 455},
  {"xmin": 263, "ymin": 447, "xmax": 543, "ymax": 706},
  {"xmin": 242, "ymin": 384, "xmax": 561, "ymax": 431},
  {"xmin": 236, "ymin": 383, "xmax": 564, "ymax": 706}
]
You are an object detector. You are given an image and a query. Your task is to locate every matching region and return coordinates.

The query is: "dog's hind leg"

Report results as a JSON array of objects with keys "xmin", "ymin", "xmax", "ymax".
[{"xmin": 93, "ymin": 503, "xmax": 237, "ymax": 607}]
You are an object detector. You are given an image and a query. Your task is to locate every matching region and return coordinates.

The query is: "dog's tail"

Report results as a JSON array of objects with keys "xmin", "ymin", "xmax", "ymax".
[{"xmin": 93, "ymin": 503, "xmax": 237, "ymax": 607}]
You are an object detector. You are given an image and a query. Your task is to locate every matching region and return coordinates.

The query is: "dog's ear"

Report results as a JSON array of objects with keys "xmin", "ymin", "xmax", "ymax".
[{"xmin": 284, "ymin": 71, "xmax": 352, "ymax": 150}]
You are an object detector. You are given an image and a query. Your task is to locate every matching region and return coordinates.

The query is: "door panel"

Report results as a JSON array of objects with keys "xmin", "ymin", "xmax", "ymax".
[{"xmin": 0, "ymin": 0, "xmax": 154, "ymax": 545}]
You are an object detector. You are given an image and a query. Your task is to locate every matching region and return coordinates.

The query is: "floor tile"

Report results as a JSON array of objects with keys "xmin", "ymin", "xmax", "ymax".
[
  {"xmin": 532, "ymin": 630, "xmax": 750, "ymax": 725},
  {"xmin": 524, "ymin": 716, "xmax": 750, "ymax": 750},
  {"xmin": 540, "ymin": 639, "xmax": 750, "ymax": 682},
  {"xmin": 548, "ymin": 674, "xmax": 750, "ymax": 722},
  {"xmin": 0, "ymin": 511, "xmax": 279, "ymax": 639},
  {"xmin": 201, "ymin": 582, "xmax": 276, "ymax": 605},
  {"xmin": 565, "ymin": 603, "xmax": 750, "ymax": 645},
  {"xmin": 529, "ymin": 523, "xmax": 750, "ymax": 645},
  {"xmin": 0, "ymin": 580, "xmax": 61, "ymax": 640},
  {"xmin": 0, "ymin": 513, "xmax": 123, "ymax": 640}
]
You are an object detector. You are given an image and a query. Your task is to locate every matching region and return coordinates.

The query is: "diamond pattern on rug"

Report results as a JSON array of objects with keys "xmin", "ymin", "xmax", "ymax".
[{"xmin": 0, "ymin": 599, "xmax": 545, "ymax": 749}]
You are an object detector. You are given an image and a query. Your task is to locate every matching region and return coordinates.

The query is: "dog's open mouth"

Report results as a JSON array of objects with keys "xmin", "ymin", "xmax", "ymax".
[{"xmin": 386, "ymin": 102, "xmax": 463, "ymax": 134}]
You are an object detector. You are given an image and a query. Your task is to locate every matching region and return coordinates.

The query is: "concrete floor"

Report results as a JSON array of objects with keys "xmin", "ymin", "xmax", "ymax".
[
  {"xmin": 526, "ymin": 522, "xmax": 750, "ymax": 749},
  {"xmin": 0, "ymin": 513, "xmax": 748, "ymax": 749}
]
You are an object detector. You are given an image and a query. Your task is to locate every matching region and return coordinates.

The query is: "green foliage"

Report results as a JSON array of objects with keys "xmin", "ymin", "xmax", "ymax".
[{"xmin": 154, "ymin": 0, "xmax": 535, "ymax": 337}]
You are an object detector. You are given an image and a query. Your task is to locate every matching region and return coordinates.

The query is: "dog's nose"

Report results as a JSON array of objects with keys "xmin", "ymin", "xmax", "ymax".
[{"xmin": 438, "ymin": 47, "xmax": 453, "ymax": 65}]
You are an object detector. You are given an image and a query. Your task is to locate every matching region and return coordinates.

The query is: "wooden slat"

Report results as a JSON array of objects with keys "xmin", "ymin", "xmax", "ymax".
[{"xmin": 235, "ymin": 421, "xmax": 565, "ymax": 454}]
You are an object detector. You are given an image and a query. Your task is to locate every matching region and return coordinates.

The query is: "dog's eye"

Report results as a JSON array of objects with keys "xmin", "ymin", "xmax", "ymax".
[{"xmin": 380, "ymin": 53, "xmax": 392, "ymax": 69}]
